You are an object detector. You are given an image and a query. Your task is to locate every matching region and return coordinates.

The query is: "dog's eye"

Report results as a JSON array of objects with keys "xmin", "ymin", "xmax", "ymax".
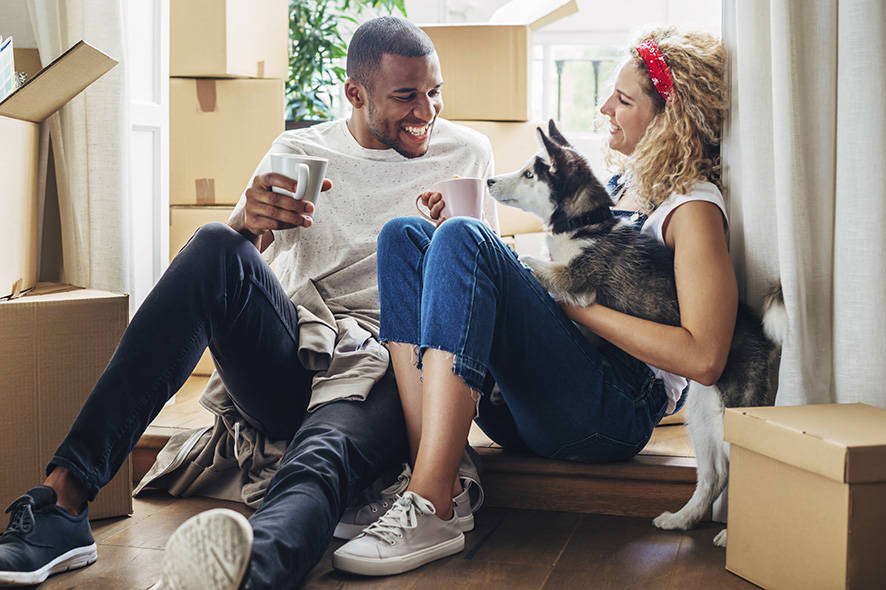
[{"xmin": 523, "ymin": 170, "xmax": 534, "ymax": 179}]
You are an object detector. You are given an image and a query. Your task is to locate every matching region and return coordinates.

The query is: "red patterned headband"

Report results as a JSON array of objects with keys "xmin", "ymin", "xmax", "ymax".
[{"xmin": 636, "ymin": 39, "xmax": 674, "ymax": 102}]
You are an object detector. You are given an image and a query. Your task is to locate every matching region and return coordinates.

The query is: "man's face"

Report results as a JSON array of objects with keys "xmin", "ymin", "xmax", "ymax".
[{"xmin": 363, "ymin": 52, "xmax": 444, "ymax": 158}]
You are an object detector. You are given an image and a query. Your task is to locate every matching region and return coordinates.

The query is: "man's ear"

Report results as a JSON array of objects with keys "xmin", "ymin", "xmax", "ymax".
[{"xmin": 344, "ymin": 78, "xmax": 367, "ymax": 109}]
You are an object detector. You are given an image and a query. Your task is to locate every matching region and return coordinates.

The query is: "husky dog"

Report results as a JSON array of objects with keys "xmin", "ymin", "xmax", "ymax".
[{"xmin": 486, "ymin": 120, "xmax": 785, "ymax": 547}]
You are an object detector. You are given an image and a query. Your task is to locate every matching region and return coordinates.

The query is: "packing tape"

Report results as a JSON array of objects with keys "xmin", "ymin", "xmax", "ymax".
[
  {"xmin": 256, "ymin": 61, "xmax": 265, "ymax": 78},
  {"xmin": 195, "ymin": 79, "xmax": 217, "ymax": 112},
  {"xmin": 195, "ymin": 179, "xmax": 216, "ymax": 204}
]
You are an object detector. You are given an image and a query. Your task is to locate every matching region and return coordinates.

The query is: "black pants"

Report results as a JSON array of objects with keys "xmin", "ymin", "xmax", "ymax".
[{"xmin": 49, "ymin": 223, "xmax": 408, "ymax": 587}]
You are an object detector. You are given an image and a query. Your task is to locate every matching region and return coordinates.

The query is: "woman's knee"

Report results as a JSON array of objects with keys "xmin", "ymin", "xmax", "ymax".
[
  {"xmin": 431, "ymin": 217, "xmax": 491, "ymax": 250},
  {"xmin": 377, "ymin": 217, "xmax": 434, "ymax": 264}
]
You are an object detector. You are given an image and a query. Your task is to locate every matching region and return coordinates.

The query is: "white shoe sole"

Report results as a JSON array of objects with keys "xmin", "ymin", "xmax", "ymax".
[
  {"xmin": 160, "ymin": 508, "xmax": 252, "ymax": 590},
  {"xmin": 333, "ymin": 512, "xmax": 474, "ymax": 541},
  {"xmin": 0, "ymin": 543, "xmax": 97, "ymax": 586},
  {"xmin": 332, "ymin": 533, "xmax": 464, "ymax": 576}
]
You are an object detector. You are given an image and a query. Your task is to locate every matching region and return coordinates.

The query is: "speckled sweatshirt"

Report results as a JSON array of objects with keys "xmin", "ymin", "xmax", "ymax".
[{"xmin": 228, "ymin": 118, "xmax": 495, "ymax": 410}]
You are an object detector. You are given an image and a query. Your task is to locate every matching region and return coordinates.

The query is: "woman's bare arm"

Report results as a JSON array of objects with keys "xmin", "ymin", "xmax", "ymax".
[{"xmin": 562, "ymin": 200, "xmax": 737, "ymax": 385}]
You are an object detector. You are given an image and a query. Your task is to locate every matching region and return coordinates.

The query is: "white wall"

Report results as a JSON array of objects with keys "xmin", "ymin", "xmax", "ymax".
[{"xmin": 0, "ymin": 0, "xmax": 38, "ymax": 47}]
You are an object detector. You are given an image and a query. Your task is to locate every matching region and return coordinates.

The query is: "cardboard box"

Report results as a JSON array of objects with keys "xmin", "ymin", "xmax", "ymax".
[
  {"xmin": 170, "ymin": 206, "xmax": 235, "ymax": 375},
  {"xmin": 12, "ymin": 48, "xmax": 42, "ymax": 79},
  {"xmin": 171, "ymin": 0, "xmax": 288, "ymax": 79},
  {"xmin": 0, "ymin": 283, "xmax": 132, "ymax": 520},
  {"xmin": 453, "ymin": 120, "xmax": 544, "ymax": 173},
  {"xmin": 497, "ymin": 202, "xmax": 545, "ymax": 237},
  {"xmin": 0, "ymin": 41, "xmax": 117, "ymax": 299},
  {"xmin": 451, "ymin": 120, "xmax": 546, "ymax": 235},
  {"xmin": 170, "ymin": 78, "xmax": 284, "ymax": 205},
  {"xmin": 724, "ymin": 403, "xmax": 886, "ymax": 589},
  {"xmin": 421, "ymin": 0, "xmax": 577, "ymax": 121}
]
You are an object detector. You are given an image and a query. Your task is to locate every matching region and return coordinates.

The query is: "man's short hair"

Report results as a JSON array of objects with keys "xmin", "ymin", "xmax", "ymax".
[{"xmin": 346, "ymin": 16, "xmax": 435, "ymax": 90}]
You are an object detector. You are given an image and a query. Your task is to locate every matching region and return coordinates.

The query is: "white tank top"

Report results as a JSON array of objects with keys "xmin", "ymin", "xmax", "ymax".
[{"xmin": 638, "ymin": 181, "xmax": 728, "ymax": 414}]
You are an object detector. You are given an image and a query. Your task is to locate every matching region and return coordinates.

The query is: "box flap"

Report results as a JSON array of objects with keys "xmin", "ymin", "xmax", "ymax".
[
  {"xmin": 489, "ymin": 0, "xmax": 578, "ymax": 30},
  {"xmin": 724, "ymin": 403, "xmax": 886, "ymax": 483},
  {"xmin": 0, "ymin": 41, "xmax": 117, "ymax": 123}
]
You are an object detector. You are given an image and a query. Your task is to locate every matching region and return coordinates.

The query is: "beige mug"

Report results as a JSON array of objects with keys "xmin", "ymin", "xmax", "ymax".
[
  {"xmin": 415, "ymin": 177, "xmax": 486, "ymax": 221},
  {"xmin": 269, "ymin": 154, "xmax": 329, "ymax": 204}
]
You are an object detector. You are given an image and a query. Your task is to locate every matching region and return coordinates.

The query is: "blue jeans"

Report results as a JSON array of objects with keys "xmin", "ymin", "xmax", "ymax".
[
  {"xmin": 48, "ymin": 223, "xmax": 408, "ymax": 588},
  {"xmin": 377, "ymin": 217, "xmax": 668, "ymax": 462}
]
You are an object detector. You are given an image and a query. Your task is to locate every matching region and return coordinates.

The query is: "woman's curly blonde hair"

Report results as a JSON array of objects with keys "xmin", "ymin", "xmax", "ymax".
[{"xmin": 610, "ymin": 27, "xmax": 726, "ymax": 211}]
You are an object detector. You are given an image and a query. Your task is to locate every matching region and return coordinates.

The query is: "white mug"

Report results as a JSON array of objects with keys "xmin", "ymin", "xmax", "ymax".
[
  {"xmin": 269, "ymin": 154, "xmax": 329, "ymax": 204},
  {"xmin": 416, "ymin": 177, "xmax": 486, "ymax": 221}
]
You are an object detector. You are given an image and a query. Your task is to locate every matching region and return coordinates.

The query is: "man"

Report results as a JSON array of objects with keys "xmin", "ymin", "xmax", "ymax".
[{"xmin": 0, "ymin": 16, "xmax": 493, "ymax": 589}]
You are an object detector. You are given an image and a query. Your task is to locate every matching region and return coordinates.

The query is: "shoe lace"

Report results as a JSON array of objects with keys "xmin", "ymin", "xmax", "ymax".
[
  {"xmin": 365, "ymin": 463, "xmax": 412, "ymax": 513},
  {"xmin": 378, "ymin": 464, "xmax": 412, "ymax": 500},
  {"xmin": 362, "ymin": 492, "xmax": 435, "ymax": 545},
  {"xmin": 2, "ymin": 496, "xmax": 36, "ymax": 537}
]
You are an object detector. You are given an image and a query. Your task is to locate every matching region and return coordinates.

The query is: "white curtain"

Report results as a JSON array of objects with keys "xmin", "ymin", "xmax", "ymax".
[
  {"xmin": 27, "ymin": 0, "xmax": 130, "ymax": 293},
  {"xmin": 723, "ymin": 0, "xmax": 886, "ymax": 407}
]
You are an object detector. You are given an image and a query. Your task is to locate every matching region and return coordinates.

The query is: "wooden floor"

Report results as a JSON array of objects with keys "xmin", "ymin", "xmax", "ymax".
[
  {"xmin": 40, "ymin": 493, "xmax": 755, "ymax": 589},
  {"xmin": 34, "ymin": 376, "xmax": 756, "ymax": 589}
]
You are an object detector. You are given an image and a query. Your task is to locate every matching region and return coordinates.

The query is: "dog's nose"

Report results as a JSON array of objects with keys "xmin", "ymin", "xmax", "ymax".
[{"xmin": 486, "ymin": 178, "xmax": 496, "ymax": 187}]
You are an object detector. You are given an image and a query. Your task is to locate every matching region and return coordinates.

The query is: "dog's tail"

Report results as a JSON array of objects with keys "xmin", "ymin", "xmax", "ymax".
[{"xmin": 761, "ymin": 283, "xmax": 786, "ymax": 346}]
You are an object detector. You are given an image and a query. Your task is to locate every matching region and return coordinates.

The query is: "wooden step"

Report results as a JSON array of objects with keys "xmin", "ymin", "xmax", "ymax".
[{"xmin": 133, "ymin": 376, "xmax": 699, "ymax": 520}]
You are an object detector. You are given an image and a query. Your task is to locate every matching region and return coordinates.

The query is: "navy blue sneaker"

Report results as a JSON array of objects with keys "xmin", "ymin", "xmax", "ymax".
[{"xmin": 0, "ymin": 486, "xmax": 97, "ymax": 586}]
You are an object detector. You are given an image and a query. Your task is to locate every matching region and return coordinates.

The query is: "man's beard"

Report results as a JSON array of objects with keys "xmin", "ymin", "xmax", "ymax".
[{"xmin": 366, "ymin": 102, "xmax": 433, "ymax": 159}]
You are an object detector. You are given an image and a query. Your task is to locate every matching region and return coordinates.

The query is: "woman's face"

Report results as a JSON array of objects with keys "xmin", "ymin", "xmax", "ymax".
[{"xmin": 600, "ymin": 63, "xmax": 659, "ymax": 156}]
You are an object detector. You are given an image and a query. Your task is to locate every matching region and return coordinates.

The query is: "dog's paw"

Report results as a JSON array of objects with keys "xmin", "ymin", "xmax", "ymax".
[
  {"xmin": 713, "ymin": 528, "xmax": 727, "ymax": 547},
  {"xmin": 653, "ymin": 511, "xmax": 693, "ymax": 531}
]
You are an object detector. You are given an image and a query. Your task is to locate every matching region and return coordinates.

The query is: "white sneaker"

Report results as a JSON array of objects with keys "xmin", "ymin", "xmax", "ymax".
[
  {"xmin": 334, "ymin": 465, "xmax": 477, "ymax": 540},
  {"xmin": 155, "ymin": 508, "xmax": 252, "ymax": 590},
  {"xmin": 332, "ymin": 491, "xmax": 464, "ymax": 576}
]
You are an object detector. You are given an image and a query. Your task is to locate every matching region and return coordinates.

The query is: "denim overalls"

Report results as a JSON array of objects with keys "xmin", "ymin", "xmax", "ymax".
[{"xmin": 377, "ymin": 213, "xmax": 670, "ymax": 463}]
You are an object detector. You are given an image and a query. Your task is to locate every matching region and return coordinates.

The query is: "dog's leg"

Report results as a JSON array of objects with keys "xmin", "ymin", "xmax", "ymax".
[
  {"xmin": 519, "ymin": 256, "xmax": 597, "ymax": 306},
  {"xmin": 654, "ymin": 382, "xmax": 729, "ymax": 533},
  {"xmin": 713, "ymin": 528, "xmax": 727, "ymax": 547}
]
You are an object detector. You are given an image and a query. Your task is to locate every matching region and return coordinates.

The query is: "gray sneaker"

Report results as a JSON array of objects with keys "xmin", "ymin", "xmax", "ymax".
[
  {"xmin": 334, "ymin": 464, "xmax": 478, "ymax": 540},
  {"xmin": 155, "ymin": 508, "xmax": 252, "ymax": 590},
  {"xmin": 332, "ymin": 491, "xmax": 463, "ymax": 576},
  {"xmin": 334, "ymin": 463, "xmax": 412, "ymax": 540}
]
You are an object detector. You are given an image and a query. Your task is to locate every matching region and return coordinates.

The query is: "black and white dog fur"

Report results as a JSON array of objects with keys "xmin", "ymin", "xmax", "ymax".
[{"xmin": 486, "ymin": 120, "xmax": 785, "ymax": 547}]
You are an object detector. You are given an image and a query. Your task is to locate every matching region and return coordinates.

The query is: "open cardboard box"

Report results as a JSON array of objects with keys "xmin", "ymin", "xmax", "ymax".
[
  {"xmin": 724, "ymin": 403, "xmax": 886, "ymax": 589},
  {"xmin": 0, "ymin": 41, "xmax": 117, "ymax": 299},
  {"xmin": 422, "ymin": 0, "xmax": 578, "ymax": 121}
]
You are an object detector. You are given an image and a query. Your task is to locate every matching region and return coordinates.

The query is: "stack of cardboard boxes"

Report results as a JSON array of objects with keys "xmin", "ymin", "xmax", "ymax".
[
  {"xmin": 0, "ymin": 42, "xmax": 132, "ymax": 519},
  {"xmin": 421, "ymin": 0, "xmax": 578, "ymax": 251},
  {"xmin": 169, "ymin": 0, "xmax": 288, "ymax": 375}
]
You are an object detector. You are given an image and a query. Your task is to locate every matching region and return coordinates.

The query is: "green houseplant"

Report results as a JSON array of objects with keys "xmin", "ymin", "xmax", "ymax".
[{"xmin": 287, "ymin": 0, "xmax": 407, "ymax": 122}]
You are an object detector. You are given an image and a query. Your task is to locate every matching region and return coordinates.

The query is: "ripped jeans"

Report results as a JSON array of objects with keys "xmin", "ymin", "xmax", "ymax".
[{"xmin": 377, "ymin": 216, "xmax": 668, "ymax": 462}]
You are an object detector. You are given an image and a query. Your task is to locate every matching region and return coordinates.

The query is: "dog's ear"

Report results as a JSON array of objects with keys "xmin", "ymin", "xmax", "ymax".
[
  {"xmin": 536, "ymin": 127, "xmax": 561, "ymax": 169},
  {"xmin": 535, "ymin": 127, "xmax": 551, "ymax": 165},
  {"xmin": 547, "ymin": 120, "xmax": 572, "ymax": 148}
]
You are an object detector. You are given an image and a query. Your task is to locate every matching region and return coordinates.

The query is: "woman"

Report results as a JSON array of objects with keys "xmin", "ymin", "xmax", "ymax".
[{"xmin": 334, "ymin": 27, "xmax": 731, "ymax": 575}]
